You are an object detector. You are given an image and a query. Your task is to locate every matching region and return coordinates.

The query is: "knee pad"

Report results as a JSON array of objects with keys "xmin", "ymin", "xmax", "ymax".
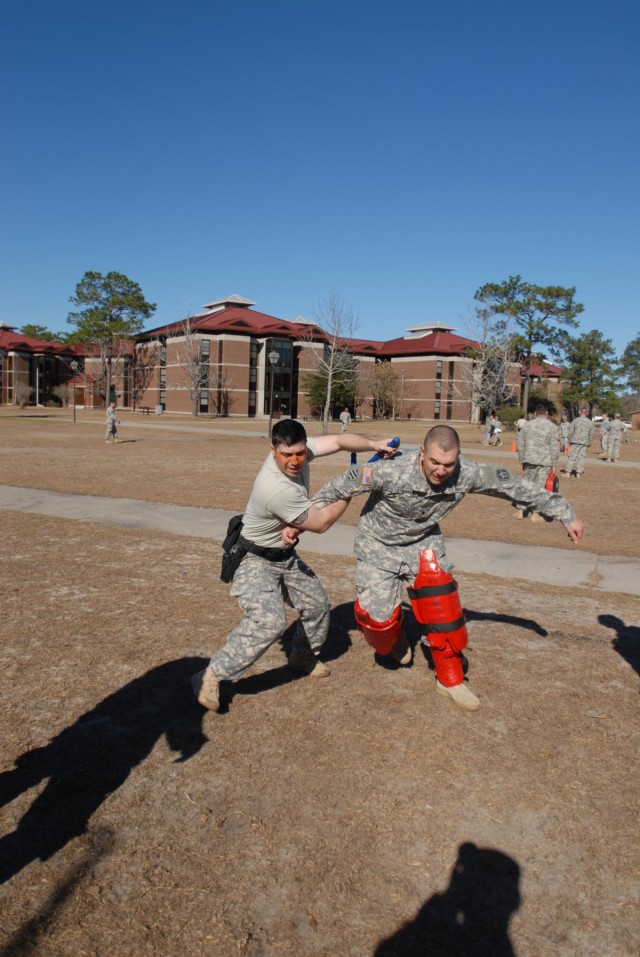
[{"xmin": 354, "ymin": 600, "xmax": 403, "ymax": 656}]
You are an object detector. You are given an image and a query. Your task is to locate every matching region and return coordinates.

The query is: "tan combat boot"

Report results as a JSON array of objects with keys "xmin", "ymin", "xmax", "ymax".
[
  {"xmin": 191, "ymin": 665, "xmax": 220, "ymax": 711},
  {"xmin": 436, "ymin": 679, "xmax": 480, "ymax": 711},
  {"xmin": 391, "ymin": 634, "xmax": 412, "ymax": 666},
  {"xmin": 288, "ymin": 649, "xmax": 330, "ymax": 677}
]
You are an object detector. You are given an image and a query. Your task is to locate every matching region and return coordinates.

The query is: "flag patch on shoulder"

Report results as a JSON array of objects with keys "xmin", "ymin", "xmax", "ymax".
[{"xmin": 360, "ymin": 466, "xmax": 373, "ymax": 486}]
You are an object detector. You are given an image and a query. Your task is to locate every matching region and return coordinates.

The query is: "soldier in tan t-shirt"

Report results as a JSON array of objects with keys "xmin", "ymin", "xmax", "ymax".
[{"xmin": 192, "ymin": 418, "xmax": 397, "ymax": 712}]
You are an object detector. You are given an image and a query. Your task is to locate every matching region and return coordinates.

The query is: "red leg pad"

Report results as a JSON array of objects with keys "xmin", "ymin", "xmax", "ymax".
[
  {"xmin": 354, "ymin": 600, "xmax": 403, "ymax": 656},
  {"xmin": 427, "ymin": 634, "xmax": 465, "ymax": 687}
]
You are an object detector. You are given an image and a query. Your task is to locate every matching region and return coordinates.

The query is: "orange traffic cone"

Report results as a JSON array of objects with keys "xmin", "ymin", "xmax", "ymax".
[{"xmin": 511, "ymin": 440, "xmax": 517, "ymax": 452}]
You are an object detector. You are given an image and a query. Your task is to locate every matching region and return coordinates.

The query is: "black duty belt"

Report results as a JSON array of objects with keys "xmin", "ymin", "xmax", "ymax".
[{"xmin": 240, "ymin": 537, "xmax": 295, "ymax": 563}]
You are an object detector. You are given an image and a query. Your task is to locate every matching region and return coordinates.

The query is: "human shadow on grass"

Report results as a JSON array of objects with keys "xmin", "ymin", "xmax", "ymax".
[
  {"xmin": 0, "ymin": 831, "xmax": 114, "ymax": 957},
  {"xmin": 373, "ymin": 842, "xmax": 521, "ymax": 957},
  {"xmin": 598, "ymin": 614, "xmax": 640, "ymax": 676},
  {"xmin": 227, "ymin": 601, "xmax": 355, "ymax": 707},
  {"xmin": 375, "ymin": 602, "xmax": 547, "ymax": 674},
  {"xmin": 0, "ymin": 656, "xmax": 208, "ymax": 886}
]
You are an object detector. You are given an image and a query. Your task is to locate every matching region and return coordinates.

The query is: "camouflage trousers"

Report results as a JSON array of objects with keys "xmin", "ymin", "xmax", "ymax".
[
  {"xmin": 567, "ymin": 444, "xmax": 588, "ymax": 474},
  {"xmin": 514, "ymin": 464, "xmax": 551, "ymax": 513},
  {"xmin": 607, "ymin": 436, "xmax": 621, "ymax": 461},
  {"xmin": 209, "ymin": 552, "xmax": 330, "ymax": 681},
  {"xmin": 355, "ymin": 530, "xmax": 449, "ymax": 622}
]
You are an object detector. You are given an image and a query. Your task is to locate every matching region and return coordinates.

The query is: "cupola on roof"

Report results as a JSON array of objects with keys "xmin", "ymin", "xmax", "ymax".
[
  {"xmin": 202, "ymin": 294, "xmax": 256, "ymax": 312},
  {"xmin": 403, "ymin": 321, "xmax": 456, "ymax": 340}
]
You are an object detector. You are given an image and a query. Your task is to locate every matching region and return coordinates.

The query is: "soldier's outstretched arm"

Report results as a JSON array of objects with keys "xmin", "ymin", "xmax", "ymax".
[
  {"xmin": 313, "ymin": 433, "xmax": 398, "ymax": 458},
  {"xmin": 564, "ymin": 517, "xmax": 584, "ymax": 544}
]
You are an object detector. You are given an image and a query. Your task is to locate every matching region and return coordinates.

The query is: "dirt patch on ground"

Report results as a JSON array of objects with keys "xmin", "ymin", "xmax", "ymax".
[{"xmin": 1, "ymin": 413, "xmax": 639, "ymax": 956}]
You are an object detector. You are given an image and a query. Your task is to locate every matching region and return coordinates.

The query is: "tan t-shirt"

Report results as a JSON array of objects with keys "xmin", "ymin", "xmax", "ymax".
[{"xmin": 242, "ymin": 438, "xmax": 318, "ymax": 548}]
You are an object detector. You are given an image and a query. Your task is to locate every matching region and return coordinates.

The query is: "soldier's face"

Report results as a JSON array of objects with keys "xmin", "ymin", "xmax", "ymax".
[
  {"xmin": 421, "ymin": 442, "xmax": 458, "ymax": 486},
  {"xmin": 272, "ymin": 441, "xmax": 308, "ymax": 478}
]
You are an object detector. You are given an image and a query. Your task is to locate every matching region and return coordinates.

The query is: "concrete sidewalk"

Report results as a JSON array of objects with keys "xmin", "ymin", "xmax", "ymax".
[{"xmin": 2, "ymin": 484, "xmax": 639, "ymax": 596}]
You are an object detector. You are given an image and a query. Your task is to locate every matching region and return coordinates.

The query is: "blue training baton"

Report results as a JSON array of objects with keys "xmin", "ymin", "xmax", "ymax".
[{"xmin": 367, "ymin": 436, "xmax": 401, "ymax": 463}]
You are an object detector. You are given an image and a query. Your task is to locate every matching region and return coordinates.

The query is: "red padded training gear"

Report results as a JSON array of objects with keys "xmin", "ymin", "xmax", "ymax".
[
  {"xmin": 408, "ymin": 549, "xmax": 468, "ymax": 687},
  {"xmin": 354, "ymin": 600, "xmax": 403, "ymax": 656}
]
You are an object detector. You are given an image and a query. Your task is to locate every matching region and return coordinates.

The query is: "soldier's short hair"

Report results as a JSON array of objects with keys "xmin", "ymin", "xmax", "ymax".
[
  {"xmin": 535, "ymin": 405, "xmax": 548, "ymax": 415},
  {"xmin": 272, "ymin": 419, "xmax": 307, "ymax": 448},
  {"xmin": 424, "ymin": 425, "xmax": 460, "ymax": 452}
]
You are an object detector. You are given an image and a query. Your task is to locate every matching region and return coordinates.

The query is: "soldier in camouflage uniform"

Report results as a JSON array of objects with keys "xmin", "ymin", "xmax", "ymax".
[
  {"xmin": 558, "ymin": 414, "xmax": 570, "ymax": 452},
  {"xmin": 105, "ymin": 402, "xmax": 119, "ymax": 443},
  {"xmin": 191, "ymin": 419, "xmax": 396, "ymax": 712},
  {"xmin": 599, "ymin": 414, "xmax": 611, "ymax": 457},
  {"xmin": 606, "ymin": 413, "xmax": 624, "ymax": 462},
  {"xmin": 514, "ymin": 406, "xmax": 559, "ymax": 522},
  {"xmin": 565, "ymin": 408, "xmax": 595, "ymax": 477},
  {"xmin": 309, "ymin": 425, "xmax": 584, "ymax": 712}
]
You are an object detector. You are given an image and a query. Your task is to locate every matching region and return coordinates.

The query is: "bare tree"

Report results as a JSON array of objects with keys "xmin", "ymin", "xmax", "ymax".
[
  {"xmin": 353, "ymin": 363, "xmax": 377, "ymax": 420},
  {"xmin": 210, "ymin": 369, "xmax": 235, "ymax": 416},
  {"xmin": 453, "ymin": 303, "xmax": 519, "ymax": 422},
  {"xmin": 132, "ymin": 340, "xmax": 162, "ymax": 411},
  {"xmin": 172, "ymin": 314, "xmax": 208, "ymax": 416},
  {"xmin": 52, "ymin": 384, "xmax": 69, "ymax": 408},
  {"xmin": 299, "ymin": 292, "xmax": 360, "ymax": 433},
  {"xmin": 14, "ymin": 383, "xmax": 34, "ymax": 408},
  {"xmin": 371, "ymin": 362, "xmax": 403, "ymax": 419}
]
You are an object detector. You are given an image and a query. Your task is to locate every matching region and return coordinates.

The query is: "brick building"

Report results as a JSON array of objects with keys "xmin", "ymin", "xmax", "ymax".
[
  {"xmin": 0, "ymin": 323, "xmax": 84, "ymax": 407},
  {"xmin": 2, "ymin": 298, "xmax": 564, "ymax": 421},
  {"xmin": 132, "ymin": 295, "xmax": 520, "ymax": 422}
]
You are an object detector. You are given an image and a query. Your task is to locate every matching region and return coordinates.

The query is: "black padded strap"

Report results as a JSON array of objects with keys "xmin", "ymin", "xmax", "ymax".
[{"xmin": 407, "ymin": 581, "xmax": 458, "ymax": 600}]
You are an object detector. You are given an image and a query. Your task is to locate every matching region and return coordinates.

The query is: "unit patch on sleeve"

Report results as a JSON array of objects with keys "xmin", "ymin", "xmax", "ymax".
[{"xmin": 496, "ymin": 468, "xmax": 511, "ymax": 481}]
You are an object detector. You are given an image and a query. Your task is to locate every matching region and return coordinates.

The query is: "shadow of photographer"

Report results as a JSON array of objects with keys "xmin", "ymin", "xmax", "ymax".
[
  {"xmin": 374, "ymin": 842, "xmax": 521, "ymax": 957},
  {"xmin": 598, "ymin": 613, "xmax": 640, "ymax": 676},
  {"xmin": 0, "ymin": 656, "xmax": 208, "ymax": 885}
]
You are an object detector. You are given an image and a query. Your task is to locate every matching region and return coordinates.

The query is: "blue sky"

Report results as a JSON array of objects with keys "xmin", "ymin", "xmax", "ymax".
[{"xmin": 3, "ymin": 0, "xmax": 638, "ymax": 356}]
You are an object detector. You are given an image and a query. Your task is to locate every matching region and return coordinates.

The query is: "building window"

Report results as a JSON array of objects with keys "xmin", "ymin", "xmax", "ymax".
[
  {"xmin": 434, "ymin": 400, "xmax": 441, "ymax": 420},
  {"xmin": 264, "ymin": 338, "xmax": 293, "ymax": 418},
  {"xmin": 6, "ymin": 355, "xmax": 13, "ymax": 403},
  {"xmin": 199, "ymin": 339, "xmax": 210, "ymax": 413}
]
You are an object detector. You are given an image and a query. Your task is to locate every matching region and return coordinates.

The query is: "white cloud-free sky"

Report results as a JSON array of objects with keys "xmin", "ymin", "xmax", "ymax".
[{"xmin": 2, "ymin": 0, "xmax": 638, "ymax": 354}]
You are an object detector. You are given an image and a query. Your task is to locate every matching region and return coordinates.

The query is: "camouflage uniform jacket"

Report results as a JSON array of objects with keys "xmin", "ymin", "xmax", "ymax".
[
  {"xmin": 517, "ymin": 416, "xmax": 559, "ymax": 467},
  {"xmin": 608, "ymin": 418, "xmax": 624, "ymax": 440},
  {"xmin": 568, "ymin": 416, "xmax": 595, "ymax": 446},
  {"xmin": 313, "ymin": 451, "xmax": 576, "ymax": 571}
]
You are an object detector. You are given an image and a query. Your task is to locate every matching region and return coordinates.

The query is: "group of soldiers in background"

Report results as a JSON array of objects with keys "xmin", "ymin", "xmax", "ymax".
[
  {"xmin": 596, "ymin": 412, "xmax": 628, "ymax": 462},
  {"xmin": 513, "ymin": 406, "xmax": 629, "ymax": 497}
]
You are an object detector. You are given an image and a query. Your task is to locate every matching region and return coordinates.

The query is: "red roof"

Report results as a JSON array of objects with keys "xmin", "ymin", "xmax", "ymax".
[
  {"xmin": 525, "ymin": 360, "xmax": 563, "ymax": 377},
  {"xmin": 142, "ymin": 306, "xmax": 323, "ymax": 340},
  {"xmin": 0, "ymin": 329, "xmax": 84, "ymax": 358},
  {"xmin": 377, "ymin": 329, "xmax": 479, "ymax": 357}
]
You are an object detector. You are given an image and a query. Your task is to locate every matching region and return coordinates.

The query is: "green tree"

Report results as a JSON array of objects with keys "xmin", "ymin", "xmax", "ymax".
[
  {"xmin": 67, "ymin": 271, "xmax": 156, "ymax": 406},
  {"xmin": 620, "ymin": 332, "xmax": 640, "ymax": 401},
  {"xmin": 474, "ymin": 275, "xmax": 583, "ymax": 414},
  {"xmin": 20, "ymin": 324, "xmax": 65, "ymax": 343},
  {"xmin": 560, "ymin": 330, "xmax": 620, "ymax": 417},
  {"xmin": 303, "ymin": 367, "xmax": 356, "ymax": 418}
]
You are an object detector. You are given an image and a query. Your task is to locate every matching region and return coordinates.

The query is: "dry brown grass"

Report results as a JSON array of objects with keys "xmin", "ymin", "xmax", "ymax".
[
  {"xmin": 1, "ymin": 408, "xmax": 638, "ymax": 557},
  {"xmin": 1, "ymin": 409, "xmax": 639, "ymax": 957}
]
